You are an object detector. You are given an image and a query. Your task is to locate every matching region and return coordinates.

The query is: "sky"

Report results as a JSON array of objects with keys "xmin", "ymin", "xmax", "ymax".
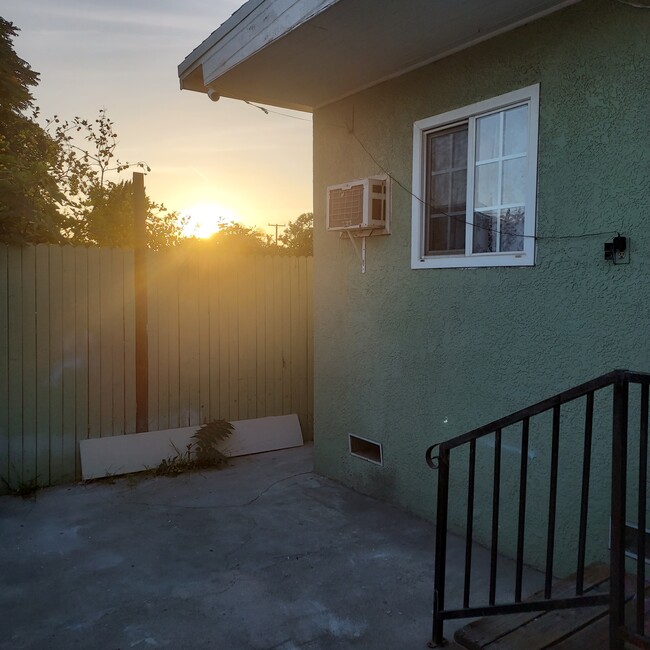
[{"xmin": 0, "ymin": 0, "xmax": 313, "ymax": 237}]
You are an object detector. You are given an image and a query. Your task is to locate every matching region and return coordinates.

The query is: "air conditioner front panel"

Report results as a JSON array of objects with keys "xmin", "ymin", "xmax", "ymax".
[{"xmin": 328, "ymin": 183, "xmax": 364, "ymax": 229}]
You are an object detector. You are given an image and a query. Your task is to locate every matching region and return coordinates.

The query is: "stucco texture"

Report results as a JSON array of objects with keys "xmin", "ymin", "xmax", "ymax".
[{"xmin": 312, "ymin": 0, "xmax": 649, "ymax": 575}]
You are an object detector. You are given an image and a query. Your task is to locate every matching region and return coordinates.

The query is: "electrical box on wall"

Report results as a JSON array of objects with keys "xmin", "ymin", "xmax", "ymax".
[{"xmin": 326, "ymin": 176, "xmax": 388, "ymax": 231}]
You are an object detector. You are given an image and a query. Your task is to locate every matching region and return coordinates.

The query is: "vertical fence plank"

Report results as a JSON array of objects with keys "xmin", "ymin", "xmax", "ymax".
[
  {"xmin": 86, "ymin": 247, "xmax": 101, "ymax": 440},
  {"xmin": 48, "ymin": 246, "xmax": 64, "ymax": 482},
  {"xmin": 281, "ymin": 258, "xmax": 292, "ymax": 414},
  {"xmin": 226, "ymin": 259, "xmax": 239, "ymax": 421},
  {"xmin": 154, "ymin": 252, "xmax": 170, "ymax": 430},
  {"xmin": 146, "ymin": 251, "xmax": 159, "ymax": 432},
  {"xmin": 255, "ymin": 257, "xmax": 267, "ymax": 419},
  {"xmin": 290, "ymin": 256, "xmax": 300, "ymax": 422},
  {"xmin": 7, "ymin": 247, "xmax": 23, "ymax": 488},
  {"xmin": 187, "ymin": 250, "xmax": 201, "ymax": 427},
  {"xmin": 198, "ymin": 249, "xmax": 211, "ymax": 424},
  {"xmin": 208, "ymin": 254, "xmax": 220, "ymax": 421},
  {"xmin": 265, "ymin": 257, "xmax": 277, "ymax": 416},
  {"xmin": 238, "ymin": 260, "xmax": 253, "ymax": 421},
  {"xmin": 0, "ymin": 247, "xmax": 9, "ymax": 488},
  {"xmin": 21, "ymin": 247, "xmax": 37, "ymax": 484},
  {"xmin": 35, "ymin": 246, "xmax": 50, "ymax": 486},
  {"xmin": 217, "ymin": 257, "xmax": 230, "ymax": 420},
  {"xmin": 61, "ymin": 247, "xmax": 77, "ymax": 482},
  {"xmin": 297, "ymin": 256, "xmax": 309, "ymax": 437},
  {"xmin": 111, "ymin": 250, "xmax": 125, "ymax": 436},
  {"xmin": 306, "ymin": 257, "xmax": 314, "ymax": 436},
  {"xmin": 99, "ymin": 248, "xmax": 113, "ymax": 437},
  {"xmin": 123, "ymin": 250, "xmax": 136, "ymax": 434},
  {"xmin": 74, "ymin": 247, "xmax": 89, "ymax": 478},
  {"xmin": 167, "ymin": 251, "xmax": 180, "ymax": 429}
]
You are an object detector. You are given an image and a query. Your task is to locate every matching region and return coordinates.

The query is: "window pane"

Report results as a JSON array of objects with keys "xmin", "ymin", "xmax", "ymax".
[
  {"xmin": 502, "ymin": 156, "xmax": 527, "ymax": 205},
  {"xmin": 453, "ymin": 129, "xmax": 468, "ymax": 167},
  {"xmin": 500, "ymin": 207, "xmax": 525, "ymax": 252},
  {"xmin": 476, "ymin": 112, "xmax": 500, "ymax": 161},
  {"xmin": 430, "ymin": 173, "xmax": 450, "ymax": 211},
  {"xmin": 475, "ymin": 162, "xmax": 499, "ymax": 208},
  {"xmin": 431, "ymin": 133, "xmax": 452, "ymax": 171},
  {"xmin": 428, "ymin": 216, "xmax": 450, "ymax": 252},
  {"xmin": 503, "ymin": 105, "xmax": 528, "ymax": 156},
  {"xmin": 451, "ymin": 169, "xmax": 467, "ymax": 212},
  {"xmin": 426, "ymin": 124, "xmax": 468, "ymax": 255},
  {"xmin": 473, "ymin": 210, "xmax": 497, "ymax": 253},
  {"xmin": 450, "ymin": 213, "xmax": 465, "ymax": 251}
]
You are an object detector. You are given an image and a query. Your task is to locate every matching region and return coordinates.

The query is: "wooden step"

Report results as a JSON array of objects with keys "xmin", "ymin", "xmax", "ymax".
[{"xmin": 454, "ymin": 564, "xmax": 611, "ymax": 649}]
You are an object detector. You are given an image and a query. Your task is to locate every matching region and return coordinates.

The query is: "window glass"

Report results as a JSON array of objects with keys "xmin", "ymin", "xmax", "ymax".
[
  {"xmin": 412, "ymin": 84, "xmax": 538, "ymax": 268},
  {"xmin": 476, "ymin": 112, "xmax": 500, "ymax": 161},
  {"xmin": 503, "ymin": 105, "xmax": 528, "ymax": 156}
]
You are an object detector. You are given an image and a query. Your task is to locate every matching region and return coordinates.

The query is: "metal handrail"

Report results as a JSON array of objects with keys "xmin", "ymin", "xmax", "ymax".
[{"xmin": 426, "ymin": 369, "xmax": 650, "ymax": 649}]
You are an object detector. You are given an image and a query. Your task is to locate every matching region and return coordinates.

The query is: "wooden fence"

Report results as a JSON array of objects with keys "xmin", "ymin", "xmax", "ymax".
[{"xmin": 0, "ymin": 244, "xmax": 313, "ymax": 491}]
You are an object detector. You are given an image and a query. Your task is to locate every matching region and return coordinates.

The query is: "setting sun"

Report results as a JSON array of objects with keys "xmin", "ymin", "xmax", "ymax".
[{"xmin": 181, "ymin": 202, "xmax": 239, "ymax": 239}]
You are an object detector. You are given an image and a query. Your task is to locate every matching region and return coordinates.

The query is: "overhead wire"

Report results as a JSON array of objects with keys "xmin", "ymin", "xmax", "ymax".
[{"xmin": 241, "ymin": 99, "xmax": 623, "ymax": 244}]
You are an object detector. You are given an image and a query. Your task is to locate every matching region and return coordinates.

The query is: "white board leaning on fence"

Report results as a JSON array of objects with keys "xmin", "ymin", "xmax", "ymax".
[{"xmin": 79, "ymin": 414, "xmax": 303, "ymax": 480}]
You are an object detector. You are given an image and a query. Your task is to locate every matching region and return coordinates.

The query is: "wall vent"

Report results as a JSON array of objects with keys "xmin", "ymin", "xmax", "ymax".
[{"xmin": 348, "ymin": 434, "xmax": 383, "ymax": 466}]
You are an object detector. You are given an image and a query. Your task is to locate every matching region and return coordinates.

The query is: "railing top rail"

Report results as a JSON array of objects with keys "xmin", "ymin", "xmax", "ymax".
[{"xmin": 427, "ymin": 369, "xmax": 650, "ymax": 461}]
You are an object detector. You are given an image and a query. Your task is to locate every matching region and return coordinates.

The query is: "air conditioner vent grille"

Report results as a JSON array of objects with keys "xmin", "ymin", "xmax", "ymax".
[{"xmin": 328, "ymin": 184, "xmax": 364, "ymax": 229}]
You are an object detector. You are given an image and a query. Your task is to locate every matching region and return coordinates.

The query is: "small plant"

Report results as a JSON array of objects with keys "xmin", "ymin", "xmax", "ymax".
[
  {"xmin": 191, "ymin": 419, "xmax": 234, "ymax": 466},
  {"xmin": 1, "ymin": 473, "xmax": 40, "ymax": 499},
  {"xmin": 155, "ymin": 419, "xmax": 234, "ymax": 476}
]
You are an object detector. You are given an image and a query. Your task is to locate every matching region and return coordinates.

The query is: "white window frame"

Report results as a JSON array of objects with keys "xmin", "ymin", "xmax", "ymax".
[{"xmin": 411, "ymin": 84, "xmax": 539, "ymax": 269}]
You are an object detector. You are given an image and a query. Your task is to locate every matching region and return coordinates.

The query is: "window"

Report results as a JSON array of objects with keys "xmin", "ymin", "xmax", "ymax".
[{"xmin": 411, "ymin": 85, "xmax": 539, "ymax": 269}]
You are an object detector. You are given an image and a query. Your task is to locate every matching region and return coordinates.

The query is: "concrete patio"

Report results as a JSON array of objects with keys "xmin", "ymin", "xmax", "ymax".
[{"xmin": 0, "ymin": 444, "xmax": 542, "ymax": 649}]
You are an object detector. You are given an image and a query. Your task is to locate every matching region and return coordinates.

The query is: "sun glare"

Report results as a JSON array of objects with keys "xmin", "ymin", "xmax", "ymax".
[{"xmin": 181, "ymin": 203, "xmax": 237, "ymax": 239}]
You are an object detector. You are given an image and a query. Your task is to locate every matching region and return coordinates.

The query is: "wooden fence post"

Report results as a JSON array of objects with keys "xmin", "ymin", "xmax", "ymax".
[{"xmin": 133, "ymin": 172, "xmax": 148, "ymax": 433}]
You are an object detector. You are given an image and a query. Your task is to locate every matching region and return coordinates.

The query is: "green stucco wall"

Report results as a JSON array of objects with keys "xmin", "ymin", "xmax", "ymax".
[{"xmin": 312, "ymin": 0, "xmax": 649, "ymax": 575}]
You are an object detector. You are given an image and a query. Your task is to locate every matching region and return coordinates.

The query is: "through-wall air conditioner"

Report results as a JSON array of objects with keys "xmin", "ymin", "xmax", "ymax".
[{"xmin": 326, "ymin": 176, "xmax": 387, "ymax": 231}]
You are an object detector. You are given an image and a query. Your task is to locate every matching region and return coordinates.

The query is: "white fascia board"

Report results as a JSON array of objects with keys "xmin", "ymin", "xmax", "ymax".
[{"xmin": 200, "ymin": 0, "xmax": 339, "ymax": 89}]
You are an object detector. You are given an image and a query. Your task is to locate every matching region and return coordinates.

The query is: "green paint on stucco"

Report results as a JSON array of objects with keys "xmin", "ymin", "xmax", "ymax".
[{"xmin": 312, "ymin": 0, "xmax": 649, "ymax": 575}]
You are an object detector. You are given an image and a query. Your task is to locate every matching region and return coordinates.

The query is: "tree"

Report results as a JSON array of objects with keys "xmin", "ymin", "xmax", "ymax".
[
  {"xmin": 48, "ymin": 109, "xmax": 184, "ymax": 249},
  {"xmin": 278, "ymin": 212, "xmax": 313, "ymax": 256},
  {"xmin": 205, "ymin": 221, "xmax": 273, "ymax": 254},
  {"xmin": 82, "ymin": 180, "xmax": 186, "ymax": 250},
  {"xmin": 0, "ymin": 18, "xmax": 66, "ymax": 244}
]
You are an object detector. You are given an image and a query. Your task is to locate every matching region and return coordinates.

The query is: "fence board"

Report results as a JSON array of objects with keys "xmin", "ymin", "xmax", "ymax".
[
  {"xmin": 0, "ymin": 245, "xmax": 313, "ymax": 491},
  {"xmin": 48, "ymin": 246, "xmax": 64, "ymax": 482},
  {"xmin": 74, "ymin": 247, "xmax": 89, "ymax": 477},
  {"xmin": 307, "ymin": 257, "xmax": 314, "ymax": 437},
  {"xmin": 123, "ymin": 252, "xmax": 136, "ymax": 434},
  {"xmin": 21, "ymin": 247, "xmax": 37, "ymax": 485},
  {"xmin": 87, "ymin": 247, "xmax": 101, "ymax": 440},
  {"xmin": 110, "ymin": 250, "xmax": 125, "ymax": 436},
  {"xmin": 0, "ymin": 247, "xmax": 9, "ymax": 488},
  {"xmin": 61, "ymin": 248, "xmax": 77, "ymax": 482},
  {"xmin": 198, "ymin": 250, "xmax": 210, "ymax": 424},
  {"xmin": 34, "ymin": 246, "xmax": 51, "ymax": 485}
]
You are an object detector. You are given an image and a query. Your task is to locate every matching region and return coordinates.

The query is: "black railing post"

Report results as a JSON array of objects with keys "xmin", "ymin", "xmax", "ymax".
[
  {"xmin": 610, "ymin": 376, "xmax": 629, "ymax": 650},
  {"xmin": 431, "ymin": 446, "xmax": 450, "ymax": 648}
]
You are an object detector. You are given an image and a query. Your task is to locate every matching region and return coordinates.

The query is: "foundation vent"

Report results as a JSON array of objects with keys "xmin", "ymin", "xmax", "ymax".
[{"xmin": 349, "ymin": 434, "xmax": 383, "ymax": 466}]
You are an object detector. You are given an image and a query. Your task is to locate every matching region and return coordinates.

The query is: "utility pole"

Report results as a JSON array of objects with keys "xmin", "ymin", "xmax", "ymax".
[{"xmin": 268, "ymin": 222, "xmax": 286, "ymax": 245}]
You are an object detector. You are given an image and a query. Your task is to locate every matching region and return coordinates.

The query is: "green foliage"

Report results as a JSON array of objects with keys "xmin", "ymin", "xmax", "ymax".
[
  {"xmin": 0, "ymin": 18, "xmax": 67, "ymax": 244},
  {"xmin": 191, "ymin": 419, "xmax": 234, "ymax": 465},
  {"xmin": 1, "ymin": 470, "xmax": 40, "ymax": 498},
  {"xmin": 49, "ymin": 109, "xmax": 186, "ymax": 249},
  {"xmin": 204, "ymin": 221, "xmax": 273, "ymax": 254},
  {"xmin": 278, "ymin": 212, "xmax": 313, "ymax": 256},
  {"xmin": 155, "ymin": 419, "xmax": 234, "ymax": 476}
]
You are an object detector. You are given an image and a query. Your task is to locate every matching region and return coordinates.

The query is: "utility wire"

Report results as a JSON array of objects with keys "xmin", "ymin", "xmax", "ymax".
[{"xmin": 349, "ymin": 130, "xmax": 619, "ymax": 243}]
